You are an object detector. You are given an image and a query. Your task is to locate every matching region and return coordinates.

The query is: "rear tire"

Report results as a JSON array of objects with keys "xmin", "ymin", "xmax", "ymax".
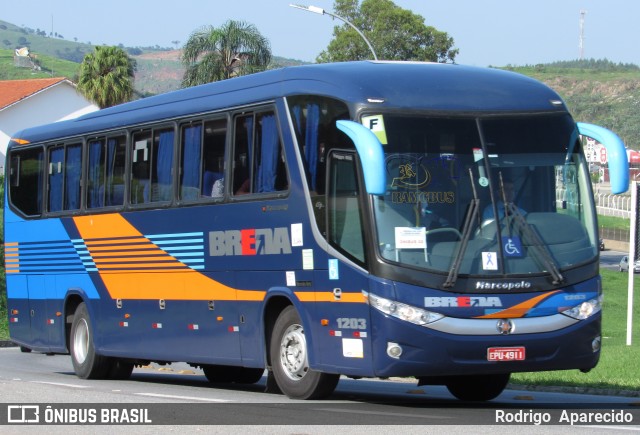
[
  {"xmin": 445, "ymin": 373, "xmax": 510, "ymax": 401},
  {"xmin": 69, "ymin": 302, "xmax": 110, "ymax": 379},
  {"xmin": 203, "ymin": 365, "xmax": 264, "ymax": 384},
  {"xmin": 270, "ymin": 306, "xmax": 339, "ymax": 399}
]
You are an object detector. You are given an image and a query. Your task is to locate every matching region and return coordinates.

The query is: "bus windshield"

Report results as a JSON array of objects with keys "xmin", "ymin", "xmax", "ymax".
[{"xmin": 371, "ymin": 113, "xmax": 598, "ymax": 279}]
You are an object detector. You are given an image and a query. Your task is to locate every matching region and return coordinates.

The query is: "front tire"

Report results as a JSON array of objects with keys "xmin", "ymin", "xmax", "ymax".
[
  {"xmin": 69, "ymin": 302, "xmax": 110, "ymax": 379},
  {"xmin": 445, "ymin": 373, "xmax": 510, "ymax": 401},
  {"xmin": 270, "ymin": 306, "xmax": 339, "ymax": 399}
]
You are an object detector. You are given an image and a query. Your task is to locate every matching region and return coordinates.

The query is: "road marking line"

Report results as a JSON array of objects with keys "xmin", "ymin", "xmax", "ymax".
[
  {"xmin": 134, "ymin": 392, "xmax": 230, "ymax": 402},
  {"xmin": 30, "ymin": 381, "xmax": 89, "ymax": 389}
]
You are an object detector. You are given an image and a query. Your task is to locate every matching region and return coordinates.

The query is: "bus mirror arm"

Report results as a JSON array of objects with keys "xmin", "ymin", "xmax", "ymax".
[
  {"xmin": 336, "ymin": 120, "xmax": 386, "ymax": 195},
  {"xmin": 577, "ymin": 122, "xmax": 629, "ymax": 194}
]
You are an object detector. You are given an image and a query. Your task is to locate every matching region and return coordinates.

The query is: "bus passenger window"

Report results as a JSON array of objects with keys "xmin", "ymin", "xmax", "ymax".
[
  {"xmin": 47, "ymin": 145, "xmax": 64, "ymax": 212},
  {"xmin": 87, "ymin": 137, "xmax": 125, "ymax": 208},
  {"xmin": 9, "ymin": 147, "xmax": 44, "ymax": 216},
  {"xmin": 131, "ymin": 131, "xmax": 152, "ymax": 204},
  {"xmin": 203, "ymin": 118, "xmax": 227, "ymax": 197},
  {"xmin": 105, "ymin": 137, "xmax": 126, "ymax": 207},
  {"xmin": 180, "ymin": 118, "xmax": 227, "ymax": 200},
  {"xmin": 151, "ymin": 129, "xmax": 174, "ymax": 202},
  {"xmin": 63, "ymin": 144, "xmax": 82, "ymax": 211},
  {"xmin": 131, "ymin": 128, "xmax": 174, "ymax": 204},
  {"xmin": 232, "ymin": 110, "xmax": 288, "ymax": 197},
  {"xmin": 180, "ymin": 123, "xmax": 203, "ymax": 200}
]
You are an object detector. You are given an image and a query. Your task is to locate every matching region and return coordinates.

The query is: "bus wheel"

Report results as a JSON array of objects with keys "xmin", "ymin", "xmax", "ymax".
[
  {"xmin": 69, "ymin": 303, "xmax": 110, "ymax": 379},
  {"xmin": 19, "ymin": 346, "xmax": 32, "ymax": 353},
  {"xmin": 203, "ymin": 365, "xmax": 264, "ymax": 384},
  {"xmin": 270, "ymin": 306, "xmax": 339, "ymax": 399},
  {"xmin": 108, "ymin": 359, "xmax": 134, "ymax": 380},
  {"xmin": 445, "ymin": 373, "xmax": 510, "ymax": 401}
]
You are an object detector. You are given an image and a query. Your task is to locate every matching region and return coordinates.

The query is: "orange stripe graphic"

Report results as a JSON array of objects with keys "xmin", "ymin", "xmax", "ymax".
[
  {"xmin": 73, "ymin": 213, "xmax": 264, "ymax": 302},
  {"xmin": 476, "ymin": 291, "xmax": 560, "ymax": 319},
  {"xmin": 295, "ymin": 291, "xmax": 366, "ymax": 303}
]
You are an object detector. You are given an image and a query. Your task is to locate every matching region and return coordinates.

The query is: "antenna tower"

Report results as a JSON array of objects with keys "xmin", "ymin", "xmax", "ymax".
[{"xmin": 579, "ymin": 10, "xmax": 587, "ymax": 60}]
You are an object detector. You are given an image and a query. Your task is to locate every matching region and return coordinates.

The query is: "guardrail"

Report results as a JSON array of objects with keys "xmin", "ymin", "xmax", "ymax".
[{"xmin": 556, "ymin": 189, "xmax": 632, "ymax": 219}]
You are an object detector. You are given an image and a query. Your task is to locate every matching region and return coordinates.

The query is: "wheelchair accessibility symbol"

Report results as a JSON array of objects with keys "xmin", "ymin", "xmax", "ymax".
[{"xmin": 502, "ymin": 236, "xmax": 523, "ymax": 258}]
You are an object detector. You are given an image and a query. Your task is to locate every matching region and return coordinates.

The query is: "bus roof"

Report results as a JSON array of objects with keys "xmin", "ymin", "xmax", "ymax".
[{"xmin": 10, "ymin": 61, "xmax": 567, "ymax": 145}]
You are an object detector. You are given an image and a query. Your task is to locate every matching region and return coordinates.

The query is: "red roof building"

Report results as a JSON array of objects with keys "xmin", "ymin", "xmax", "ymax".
[{"xmin": 0, "ymin": 78, "xmax": 99, "ymax": 165}]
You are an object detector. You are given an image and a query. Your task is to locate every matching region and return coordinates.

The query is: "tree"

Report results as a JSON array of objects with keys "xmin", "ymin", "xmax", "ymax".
[
  {"xmin": 317, "ymin": 0, "xmax": 458, "ymax": 63},
  {"xmin": 181, "ymin": 20, "xmax": 271, "ymax": 87},
  {"xmin": 77, "ymin": 46, "xmax": 136, "ymax": 108}
]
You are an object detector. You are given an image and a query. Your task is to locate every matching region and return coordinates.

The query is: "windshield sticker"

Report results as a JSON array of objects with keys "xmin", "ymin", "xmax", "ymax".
[
  {"xmin": 362, "ymin": 114, "xmax": 388, "ymax": 144},
  {"xmin": 482, "ymin": 252, "xmax": 498, "ymax": 270},
  {"xmin": 391, "ymin": 162, "xmax": 431, "ymax": 189},
  {"xmin": 502, "ymin": 236, "xmax": 523, "ymax": 257},
  {"xmin": 395, "ymin": 227, "xmax": 426, "ymax": 249}
]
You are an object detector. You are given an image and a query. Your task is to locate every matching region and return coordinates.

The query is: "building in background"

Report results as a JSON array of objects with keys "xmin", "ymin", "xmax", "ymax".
[{"xmin": 0, "ymin": 78, "xmax": 99, "ymax": 173}]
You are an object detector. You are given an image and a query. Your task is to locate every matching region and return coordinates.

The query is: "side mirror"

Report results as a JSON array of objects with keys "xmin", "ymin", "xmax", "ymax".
[
  {"xmin": 577, "ymin": 122, "xmax": 629, "ymax": 194},
  {"xmin": 336, "ymin": 120, "xmax": 386, "ymax": 195}
]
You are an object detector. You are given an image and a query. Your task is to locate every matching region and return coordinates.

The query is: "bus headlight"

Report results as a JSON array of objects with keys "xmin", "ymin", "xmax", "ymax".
[
  {"xmin": 363, "ymin": 291, "xmax": 444, "ymax": 326},
  {"xmin": 561, "ymin": 296, "xmax": 603, "ymax": 320}
]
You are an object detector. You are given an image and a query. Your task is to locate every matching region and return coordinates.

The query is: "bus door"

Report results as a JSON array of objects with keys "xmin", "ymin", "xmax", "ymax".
[{"xmin": 315, "ymin": 149, "xmax": 375, "ymax": 373}]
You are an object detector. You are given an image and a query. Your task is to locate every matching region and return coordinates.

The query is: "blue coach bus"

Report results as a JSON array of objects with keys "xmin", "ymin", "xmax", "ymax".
[{"xmin": 4, "ymin": 61, "xmax": 629, "ymax": 401}]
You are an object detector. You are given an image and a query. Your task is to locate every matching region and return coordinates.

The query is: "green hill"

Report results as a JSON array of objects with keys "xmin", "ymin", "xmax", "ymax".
[
  {"xmin": 504, "ymin": 60, "xmax": 640, "ymax": 149},
  {"xmin": 2, "ymin": 19, "xmax": 640, "ymax": 149}
]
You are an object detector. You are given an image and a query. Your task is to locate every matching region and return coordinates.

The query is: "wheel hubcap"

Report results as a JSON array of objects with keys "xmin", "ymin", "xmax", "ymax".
[
  {"xmin": 73, "ymin": 318, "xmax": 89, "ymax": 364},
  {"xmin": 279, "ymin": 324, "xmax": 308, "ymax": 381}
]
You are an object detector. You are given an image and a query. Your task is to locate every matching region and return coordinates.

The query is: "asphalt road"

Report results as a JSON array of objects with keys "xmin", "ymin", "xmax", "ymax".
[
  {"xmin": 600, "ymin": 249, "xmax": 627, "ymax": 272},
  {"xmin": 0, "ymin": 347, "xmax": 638, "ymax": 433}
]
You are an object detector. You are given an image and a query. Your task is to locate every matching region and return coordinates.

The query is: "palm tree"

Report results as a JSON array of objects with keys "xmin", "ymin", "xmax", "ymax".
[
  {"xmin": 181, "ymin": 20, "xmax": 272, "ymax": 87},
  {"xmin": 77, "ymin": 46, "xmax": 136, "ymax": 108}
]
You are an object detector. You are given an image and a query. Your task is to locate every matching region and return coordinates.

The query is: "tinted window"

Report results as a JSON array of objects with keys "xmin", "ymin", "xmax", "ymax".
[{"xmin": 9, "ymin": 147, "xmax": 44, "ymax": 216}]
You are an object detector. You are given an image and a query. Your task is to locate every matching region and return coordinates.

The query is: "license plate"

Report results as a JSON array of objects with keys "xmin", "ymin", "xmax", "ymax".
[{"xmin": 487, "ymin": 346, "xmax": 525, "ymax": 361}]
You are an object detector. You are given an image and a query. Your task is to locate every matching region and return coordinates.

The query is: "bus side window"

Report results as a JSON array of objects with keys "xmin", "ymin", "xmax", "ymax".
[
  {"xmin": 202, "ymin": 118, "xmax": 227, "ymax": 197},
  {"xmin": 46, "ymin": 142, "xmax": 81, "ymax": 213},
  {"xmin": 130, "ymin": 127, "xmax": 174, "ymax": 204},
  {"xmin": 105, "ymin": 136, "xmax": 126, "ymax": 207},
  {"xmin": 327, "ymin": 151, "xmax": 366, "ymax": 265},
  {"xmin": 131, "ymin": 131, "xmax": 152, "ymax": 204},
  {"xmin": 151, "ymin": 128, "xmax": 174, "ymax": 202},
  {"xmin": 232, "ymin": 110, "xmax": 288, "ymax": 196},
  {"xmin": 9, "ymin": 147, "xmax": 44, "ymax": 216},
  {"xmin": 180, "ymin": 122, "xmax": 203, "ymax": 200},
  {"xmin": 63, "ymin": 143, "xmax": 82, "ymax": 211},
  {"xmin": 47, "ymin": 145, "xmax": 64, "ymax": 212}
]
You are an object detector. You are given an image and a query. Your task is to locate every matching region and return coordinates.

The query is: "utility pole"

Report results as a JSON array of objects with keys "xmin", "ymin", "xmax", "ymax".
[{"xmin": 579, "ymin": 10, "xmax": 587, "ymax": 60}]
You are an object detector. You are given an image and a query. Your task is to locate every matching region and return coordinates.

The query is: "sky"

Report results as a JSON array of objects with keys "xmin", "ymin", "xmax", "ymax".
[{"xmin": 3, "ymin": 0, "xmax": 640, "ymax": 66}]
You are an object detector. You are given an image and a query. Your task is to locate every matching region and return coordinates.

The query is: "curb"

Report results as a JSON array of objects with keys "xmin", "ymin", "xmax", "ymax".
[{"xmin": 0, "ymin": 341, "xmax": 17, "ymax": 348}]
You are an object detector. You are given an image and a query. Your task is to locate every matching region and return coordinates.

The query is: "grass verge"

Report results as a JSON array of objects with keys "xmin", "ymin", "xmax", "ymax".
[{"xmin": 510, "ymin": 269, "xmax": 640, "ymax": 393}]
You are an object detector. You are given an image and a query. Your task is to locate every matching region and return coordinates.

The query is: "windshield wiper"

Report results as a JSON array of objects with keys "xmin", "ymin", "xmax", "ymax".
[{"xmin": 444, "ymin": 169, "xmax": 480, "ymax": 288}]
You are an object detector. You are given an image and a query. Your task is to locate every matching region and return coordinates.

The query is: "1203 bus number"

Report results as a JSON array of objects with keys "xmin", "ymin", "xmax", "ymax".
[{"xmin": 336, "ymin": 318, "xmax": 367, "ymax": 330}]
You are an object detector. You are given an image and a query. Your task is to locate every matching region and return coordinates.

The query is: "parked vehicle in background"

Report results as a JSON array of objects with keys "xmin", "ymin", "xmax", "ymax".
[
  {"xmin": 619, "ymin": 256, "xmax": 640, "ymax": 273},
  {"xmin": 599, "ymin": 239, "xmax": 605, "ymax": 251}
]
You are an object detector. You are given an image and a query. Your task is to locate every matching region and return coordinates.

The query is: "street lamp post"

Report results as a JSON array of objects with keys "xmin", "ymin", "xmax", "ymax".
[{"xmin": 289, "ymin": 4, "xmax": 379, "ymax": 61}]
